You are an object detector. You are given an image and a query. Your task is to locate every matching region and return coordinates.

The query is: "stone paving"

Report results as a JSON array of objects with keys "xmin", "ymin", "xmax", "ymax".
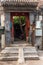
[
  {"xmin": 0, "ymin": 60, "xmax": 43, "ymax": 65},
  {"xmin": 18, "ymin": 47, "xmax": 25, "ymax": 64},
  {"xmin": 10, "ymin": 41, "xmax": 32, "ymax": 47}
]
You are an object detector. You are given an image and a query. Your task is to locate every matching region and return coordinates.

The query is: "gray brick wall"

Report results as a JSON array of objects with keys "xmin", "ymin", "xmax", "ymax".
[
  {"xmin": 5, "ymin": 12, "xmax": 11, "ymax": 45},
  {"xmin": 35, "ymin": 36, "xmax": 42, "ymax": 49}
]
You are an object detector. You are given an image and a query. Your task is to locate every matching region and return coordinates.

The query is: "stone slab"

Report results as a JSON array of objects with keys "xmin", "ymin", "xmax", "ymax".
[
  {"xmin": 1, "ymin": 47, "xmax": 19, "ymax": 54},
  {"xmin": 23, "ymin": 47, "xmax": 37, "ymax": 54},
  {"xmin": 24, "ymin": 47, "xmax": 39, "ymax": 60},
  {"xmin": 5, "ymin": 47, "xmax": 19, "ymax": 50},
  {"xmin": 18, "ymin": 47, "xmax": 25, "ymax": 63},
  {"xmin": 0, "ymin": 56, "xmax": 18, "ymax": 61}
]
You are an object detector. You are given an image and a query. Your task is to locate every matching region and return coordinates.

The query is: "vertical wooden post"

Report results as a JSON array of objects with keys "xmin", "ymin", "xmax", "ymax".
[
  {"xmin": 12, "ymin": 17, "xmax": 14, "ymax": 42},
  {"xmin": 25, "ymin": 15, "xmax": 30, "ymax": 42}
]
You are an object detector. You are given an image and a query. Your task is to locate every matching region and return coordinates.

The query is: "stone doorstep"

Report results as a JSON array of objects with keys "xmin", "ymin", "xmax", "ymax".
[
  {"xmin": 24, "ymin": 55, "xmax": 39, "ymax": 60},
  {"xmin": 24, "ymin": 55, "xmax": 39, "ymax": 57},
  {"xmin": 0, "ymin": 47, "xmax": 19, "ymax": 54},
  {"xmin": 24, "ymin": 52, "xmax": 38, "ymax": 54},
  {"xmin": 24, "ymin": 48, "xmax": 36, "ymax": 51},
  {"xmin": 24, "ymin": 54, "xmax": 38, "ymax": 56},
  {"xmin": 1, "ymin": 51, "xmax": 19, "ymax": 54},
  {"xmin": 0, "ymin": 55, "xmax": 39, "ymax": 61},
  {"xmin": 0, "ymin": 55, "xmax": 39, "ymax": 60},
  {"xmin": 11, "ymin": 44, "xmax": 32, "ymax": 46},
  {"xmin": 23, "ymin": 49, "xmax": 37, "ymax": 51},
  {"xmin": 4, "ymin": 47, "xmax": 19, "ymax": 50},
  {"xmin": 0, "ymin": 47, "xmax": 39, "ymax": 61},
  {"xmin": 3, "ymin": 47, "xmax": 36, "ymax": 50},
  {"xmin": 0, "ymin": 48, "xmax": 19, "ymax": 57},
  {"xmin": 23, "ymin": 48, "xmax": 37, "ymax": 50},
  {"xmin": 0, "ymin": 53, "xmax": 19, "ymax": 57},
  {"xmin": 25, "ymin": 57, "xmax": 39, "ymax": 60},
  {"xmin": 0, "ymin": 56, "xmax": 18, "ymax": 61},
  {"xmin": 24, "ymin": 51, "xmax": 37, "ymax": 53},
  {"xmin": 23, "ymin": 49, "xmax": 36, "ymax": 51},
  {"xmin": 4, "ymin": 47, "xmax": 19, "ymax": 48}
]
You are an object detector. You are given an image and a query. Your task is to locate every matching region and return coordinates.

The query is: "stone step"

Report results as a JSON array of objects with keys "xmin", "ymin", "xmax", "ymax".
[
  {"xmin": 0, "ymin": 56, "xmax": 18, "ymax": 61},
  {"xmin": 24, "ymin": 47, "xmax": 39, "ymax": 60},
  {"xmin": 0, "ymin": 47, "xmax": 19, "ymax": 61},
  {"xmin": 24, "ymin": 51, "xmax": 37, "ymax": 53},
  {"xmin": 23, "ymin": 47, "xmax": 38, "ymax": 54},
  {"xmin": 11, "ymin": 42, "xmax": 32, "ymax": 47},
  {"xmin": 24, "ymin": 53, "xmax": 38, "ymax": 56},
  {"xmin": 1, "ymin": 47, "xmax": 19, "ymax": 54},
  {"xmin": 24, "ymin": 55, "xmax": 39, "ymax": 60},
  {"xmin": 0, "ymin": 53, "xmax": 18, "ymax": 57},
  {"xmin": 11, "ymin": 44, "xmax": 32, "ymax": 47},
  {"xmin": 0, "ymin": 47, "xmax": 39, "ymax": 61}
]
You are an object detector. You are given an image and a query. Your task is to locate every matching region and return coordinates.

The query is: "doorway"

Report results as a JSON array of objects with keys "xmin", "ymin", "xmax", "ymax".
[
  {"xmin": 13, "ymin": 16, "xmax": 26, "ymax": 41},
  {"xmin": 10, "ymin": 12, "xmax": 30, "ymax": 42}
]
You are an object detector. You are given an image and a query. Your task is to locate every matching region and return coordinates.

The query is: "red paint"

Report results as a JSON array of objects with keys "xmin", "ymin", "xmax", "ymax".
[
  {"xmin": 25, "ymin": 15, "xmax": 30, "ymax": 37},
  {"xmin": 10, "ymin": 12, "xmax": 30, "ymax": 40}
]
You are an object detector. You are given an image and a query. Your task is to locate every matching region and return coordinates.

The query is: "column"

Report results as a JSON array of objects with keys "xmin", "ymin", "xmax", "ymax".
[
  {"xmin": 12, "ymin": 16, "xmax": 14, "ymax": 42},
  {"xmin": 39, "ymin": 15, "xmax": 42, "ymax": 49},
  {"xmin": 25, "ymin": 15, "xmax": 30, "ymax": 42},
  {"xmin": 42, "ymin": 15, "xmax": 43, "ymax": 49},
  {"xmin": 1, "ymin": 13, "xmax": 5, "ymax": 49}
]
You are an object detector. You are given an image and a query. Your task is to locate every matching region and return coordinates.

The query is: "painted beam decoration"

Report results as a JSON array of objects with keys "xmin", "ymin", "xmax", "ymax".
[
  {"xmin": 1, "ymin": 0, "xmax": 38, "ymax": 6},
  {"xmin": 0, "ymin": 0, "xmax": 38, "ymax": 12},
  {"xmin": 1, "ymin": 0, "xmax": 38, "ymax": 2}
]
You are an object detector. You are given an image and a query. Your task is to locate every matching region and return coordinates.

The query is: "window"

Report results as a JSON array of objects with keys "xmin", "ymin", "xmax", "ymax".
[
  {"xmin": 36, "ymin": 21, "xmax": 41, "ymax": 28},
  {"xmin": 35, "ymin": 20, "xmax": 42, "ymax": 36}
]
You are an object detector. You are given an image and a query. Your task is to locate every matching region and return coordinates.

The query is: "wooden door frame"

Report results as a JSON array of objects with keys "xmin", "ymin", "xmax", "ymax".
[{"xmin": 10, "ymin": 12, "xmax": 30, "ymax": 41}]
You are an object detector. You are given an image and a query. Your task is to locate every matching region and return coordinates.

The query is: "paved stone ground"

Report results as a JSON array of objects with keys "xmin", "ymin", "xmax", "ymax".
[
  {"xmin": 38, "ymin": 50, "xmax": 43, "ymax": 60},
  {"xmin": 26, "ymin": 60, "xmax": 43, "ymax": 65},
  {"xmin": 0, "ymin": 60, "xmax": 43, "ymax": 65}
]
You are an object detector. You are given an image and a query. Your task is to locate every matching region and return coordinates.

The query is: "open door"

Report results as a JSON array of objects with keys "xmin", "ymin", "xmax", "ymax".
[{"xmin": 10, "ymin": 12, "xmax": 30, "ymax": 42}]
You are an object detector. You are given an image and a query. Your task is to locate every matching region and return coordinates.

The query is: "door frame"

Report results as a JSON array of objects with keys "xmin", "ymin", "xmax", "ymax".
[{"xmin": 10, "ymin": 12, "xmax": 30, "ymax": 41}]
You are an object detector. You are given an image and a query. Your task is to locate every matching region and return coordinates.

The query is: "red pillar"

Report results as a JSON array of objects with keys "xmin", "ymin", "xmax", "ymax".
[
  {"xmin": 25, "ymin": 16, "xmax": 30, "ymax": 41},
  {"xmin": 10, "ymin": 15, "xmax": 14, "ymax": 41},
  {"xmin": 12, "ymin": 19, "xmax": 14, "ymax": 39}
]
